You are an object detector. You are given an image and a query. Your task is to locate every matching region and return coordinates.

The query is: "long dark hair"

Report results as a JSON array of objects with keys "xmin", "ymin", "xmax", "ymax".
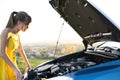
[{"xmin": 6, "ymin": 11, "xmax": 32, "ymax": 28}]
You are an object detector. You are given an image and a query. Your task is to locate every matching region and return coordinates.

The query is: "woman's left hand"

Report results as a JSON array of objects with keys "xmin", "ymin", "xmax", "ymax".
[{"xmin": 24, "ymin": 65, "xmax": 31, "ymax": 74}]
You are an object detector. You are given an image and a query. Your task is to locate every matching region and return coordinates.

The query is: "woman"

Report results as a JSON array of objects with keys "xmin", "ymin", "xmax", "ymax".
[{"xmin": 0, "ymin": 11, "xmax": 32, "ymax": 80}]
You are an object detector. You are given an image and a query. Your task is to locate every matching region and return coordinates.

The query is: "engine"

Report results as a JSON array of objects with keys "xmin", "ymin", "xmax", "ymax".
[
  {"xmin": 24, "ymin": 48, "xmax": 119, "ymax": 80},
  {"xmin": 24, "ymin": 58, "xmax": 96, "ymax": 80}
]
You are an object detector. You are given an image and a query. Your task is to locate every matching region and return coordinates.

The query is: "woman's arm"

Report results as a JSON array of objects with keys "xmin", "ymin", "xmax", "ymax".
[
  {"xmin": 0, "ymin": 29, "xmax": 22, "ymax": 80},
  {"xmin": 17, "ymin": 34, "xmax": 31, "ymax": 72}
]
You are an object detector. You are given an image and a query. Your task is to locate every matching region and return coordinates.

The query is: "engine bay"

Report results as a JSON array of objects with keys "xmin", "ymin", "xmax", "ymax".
[{"xmin": 24, "ymin": 46, "xmax": 120, "ymax": 80}]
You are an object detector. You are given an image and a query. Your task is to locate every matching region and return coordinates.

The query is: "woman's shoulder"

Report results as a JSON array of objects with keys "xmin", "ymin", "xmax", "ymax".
[
  {"xmin": 0, "ymin": 28, "xmax": 9, "ymax": 37},
  {"xmin": 1, "ymin": 28, "xmax": 9, "ymax": 34}
]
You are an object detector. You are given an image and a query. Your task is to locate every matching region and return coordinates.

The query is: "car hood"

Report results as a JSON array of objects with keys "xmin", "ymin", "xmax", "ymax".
[{"xmin": 49, "ymin": 0, "xmax": 120, "ymax": 44}]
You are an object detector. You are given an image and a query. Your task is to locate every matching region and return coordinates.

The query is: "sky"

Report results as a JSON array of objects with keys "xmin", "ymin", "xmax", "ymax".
[
  {"xmin": 0, "ymin": 0, "xmax": 82, "ymax": 44},
  {"xmin": 0, "ymin": 0, "xmax": 120, "ymax": 44}
]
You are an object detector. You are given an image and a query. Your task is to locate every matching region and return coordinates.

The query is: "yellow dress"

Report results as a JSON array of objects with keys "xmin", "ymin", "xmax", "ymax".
[{"xmin": 0, "ymin": 32, "xmax": 19, "ymax": 80}]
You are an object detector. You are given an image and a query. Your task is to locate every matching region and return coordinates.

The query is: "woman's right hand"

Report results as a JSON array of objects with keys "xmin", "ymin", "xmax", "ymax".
[{"xmin": 15, "ymin": 69, "xmax": 23, "ymax": 80}]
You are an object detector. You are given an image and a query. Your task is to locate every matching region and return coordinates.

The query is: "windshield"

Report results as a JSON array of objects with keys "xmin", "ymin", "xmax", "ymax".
[
  {"xmin": 91, "ymin": 41, "xmax": 120, "ymax": 49},
  {"xmin": 99, "ymin": 41, "xmax": 120, "ymax": 48}
]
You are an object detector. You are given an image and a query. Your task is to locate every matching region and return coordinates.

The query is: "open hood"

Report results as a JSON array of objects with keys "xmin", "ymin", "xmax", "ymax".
[{"xmin": 49, "ymin": 0, "xmax": 120, "ymax": 44}]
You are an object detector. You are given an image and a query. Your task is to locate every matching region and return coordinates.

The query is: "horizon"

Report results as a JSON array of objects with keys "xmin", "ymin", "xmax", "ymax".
[{"xmin": 22, "ymin": 39, "xmax": 83, "ymax": 46}]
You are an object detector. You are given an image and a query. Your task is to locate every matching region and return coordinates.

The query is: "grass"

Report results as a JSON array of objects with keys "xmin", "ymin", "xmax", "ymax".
[{"xmin": 17, "ymin": 57, "xmax": 51, "ymax": 73}]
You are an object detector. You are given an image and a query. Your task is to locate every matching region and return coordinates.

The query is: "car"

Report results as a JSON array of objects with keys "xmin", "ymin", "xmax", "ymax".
[{"xmin": 24, "ymin": 0, "xmax": 120, "ymax": 80}]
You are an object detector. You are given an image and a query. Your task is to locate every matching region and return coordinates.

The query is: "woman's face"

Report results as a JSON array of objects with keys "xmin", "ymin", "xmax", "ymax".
[
  {"xmin": 17, "ymin": 21, "xmax": 29, "ymax": 32},
  {"xmin": 21, "ymin": 24, "xmax": 28, "ymax": 32}
]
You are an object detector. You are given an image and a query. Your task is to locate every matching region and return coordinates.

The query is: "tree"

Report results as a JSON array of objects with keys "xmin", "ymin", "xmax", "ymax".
[{"xmin": 62, "ymin": 43, "xmax": 77, "ymax": 55}]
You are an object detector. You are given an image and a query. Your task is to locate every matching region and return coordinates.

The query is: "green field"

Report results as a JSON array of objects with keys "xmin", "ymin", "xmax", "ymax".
[{"xmin": 17, "ymin": 58, "xmax": 52, "ymax": 73}]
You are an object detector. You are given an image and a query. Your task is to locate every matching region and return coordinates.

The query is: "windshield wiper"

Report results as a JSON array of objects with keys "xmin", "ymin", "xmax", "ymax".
[{"xmin": 86, "ymin": 46, "xmax": 120, "ymax": 59}]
